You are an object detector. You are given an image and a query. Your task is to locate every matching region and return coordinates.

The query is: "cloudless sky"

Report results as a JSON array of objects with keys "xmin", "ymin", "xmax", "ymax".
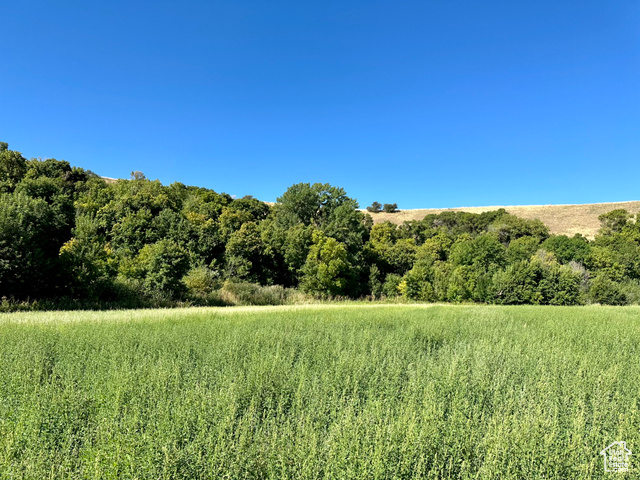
[{"xmin": 2, "ymin": 1, "xmax": 639, "ymax": 208}]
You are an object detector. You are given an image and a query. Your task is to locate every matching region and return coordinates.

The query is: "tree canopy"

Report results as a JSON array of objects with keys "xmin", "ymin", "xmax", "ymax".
[{"xmin": 1, "ymin": 141, "xmax": 639, "ymax": 308}]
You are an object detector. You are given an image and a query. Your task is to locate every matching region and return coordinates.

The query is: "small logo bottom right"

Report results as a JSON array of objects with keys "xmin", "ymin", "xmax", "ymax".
[{"xmin": 600, "ymin": 441, "xmax": 632, "ymax": 473}]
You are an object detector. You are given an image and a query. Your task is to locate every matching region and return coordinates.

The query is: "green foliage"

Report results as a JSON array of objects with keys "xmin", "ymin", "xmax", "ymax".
[
  {"xmin": 367, "ymin": 231, "xmax": 417, "ymax": 277},
  {"xmin": 275, "ymin": 182, "xmax": 355, "ymax": 228},
  {"xmin": 282, "ymin": 223, "xmax": 315, "ymax": 277},
  {"xmin": 120, "ymin": 239, "xmax": 190, "ymax": 298},
  {"xmin": 2, "ymin": 139, "xmax": 640, "ymax": 307},
  {"xmin": 225, "ymin": 222, "xmax": 266, "ymax": 282},
  {"xmin": 507, "ymin": 236, "xmax": 540, "ymax": 263},
  {"xmin": 418, "ymin": 209, "xmax": 507, "ymax": 237},
  {"xmin": 382, "ymin": 273, "xmax": 403, "ymax": 297},
  {"xmin": 25, "ymin": 157, "xmax": 72, "ymax": 180},
  {"xmin": 59, "ymin": 215, "xmax": 117, "ymax": 299},
  {"xmin": 182, "ymin": 265, "xmax": 220, "ymax": 298},
  {"xmin": 368, "ymin": 264, "xmax": 383, "ymax": 298},
  {"xmin": 382, "ymin": 203, "xmax": 398, "ymax": 213},
  {"xmin": 219, "ymin": 197, "xmax": 270, "ymax": 241},
  {"xmin": 0, "ymin": 145, "xmax": 27, "ymax": 191},
  {"xmin": 369, "ymin": 221, "xmax": 398, "ymax": 244},
  {"xmin": 489, "ymin": 253, "xmax": 583, "ymax": 305},
  {"xmin": 489, "ymin": 214, "xmax": 549, "ymax": 243},
  {"xmin": 588, "ymin": 274, "xmax": 628, "ymax": 305},
  {"xmin": 598, "ymin": 209, "xmax": 630, "ymax": 234},
  {"xmin": 489, "ymin": 261, "xmax": 539, "ymax": 305},
  {"xmin": 0, "ymin": 192, "xmax": 68, "ymax": 298},
  {"xmin": 400, "ymin": 261, "xmax": 435, "ymax": 301},
  {"xmin": 417, "ymin": 233, "xmax": 452, "ymax": 262},
  {"xmin": 218, "ymin": 280, "xmax": 307, "ymax": 305},
  {"xmin": 366, "ymin": 201, "xmax": 382, "ymax": 213},
  {"xmin": 541, "ymin": 234, "xmax": 590, "ymax": 264},
  {"xmin": 300, "ymin": 231, "xmax": 352, "ymax": 297},
  {"xmin": 588, "ymin": 236, "xmax": 640, "ymax": 280},
  {"xmin": 449, "ymin": 234, "xmax": 506, "ymax": 270}
]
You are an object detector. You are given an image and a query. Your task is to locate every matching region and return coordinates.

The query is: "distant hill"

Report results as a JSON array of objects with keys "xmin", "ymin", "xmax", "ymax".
[
  {"xmin": 366, "ymin": 201, "xmax": 640, "ymax": 239},
  {"xmin": 100, "ymin": 176, "xmax": 118, "ymax": 184}
]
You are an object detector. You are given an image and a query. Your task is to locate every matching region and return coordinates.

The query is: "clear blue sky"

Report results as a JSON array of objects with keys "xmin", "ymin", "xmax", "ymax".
[{"xmin": 2, "ymin": 1, "xmax": 639, "ymax": 208}]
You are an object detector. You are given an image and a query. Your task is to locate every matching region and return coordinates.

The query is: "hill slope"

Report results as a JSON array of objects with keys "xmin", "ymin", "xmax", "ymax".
[{"xmin": 367, "ymin": 201, "xmax": 640, "ymax": 238}]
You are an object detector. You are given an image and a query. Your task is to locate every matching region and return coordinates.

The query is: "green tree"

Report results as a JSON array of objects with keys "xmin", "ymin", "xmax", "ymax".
[
  {"xmin": 120, "ymin": 239, "xmax": 190, "ymax": 298},
  {"xmin": 588, "ymin": 274, "xmax": 627, "ymax": 305},
  {"xmin": 225, "ymin": 222, "xmax": 266, "ymax": 282},
  {"xmin": 449, "ymin": 234, "xmax": 506, "ymax": 270},
  {"xmin": 0, "ymin": 145, "xmax": 27, "ymax": 192},
  {"xmin": 366, "ymin": 201, "xmax": 382, "ymax": 213},
  {"xmin": 598, "ymin": 209, "xmax": 630, "ymax": 234},
  {"xmin": 506, "ymin": 236, "xmax": 540, "ymax": 263},
  {"xmin": 0, "ymin": 193, "xmax": 67, "ymax": 298},
  {"xmin": 59, "ymin": 215, "xmax": 117, "ymax": 299},
  {"xmin": 399, "ymin": 259, "xmax": 435, "ymax": 301},
  {"xmin": 300, "ymin": 231, "xmax": 352, "ymax": 297},
  {"xmin": 541, "ymin": 235, "xmax": 590, "ymax": 264},
  {"xmin": 274, "ymin": 182, "xmax": 355, "ymax": 228},
  {"xmin": 489, "ymin": 215, "xmax": 549, "ymax": 244},
  {"xmin": 383, "ymin": 203, "xmax": 398, "ymax": 213}
]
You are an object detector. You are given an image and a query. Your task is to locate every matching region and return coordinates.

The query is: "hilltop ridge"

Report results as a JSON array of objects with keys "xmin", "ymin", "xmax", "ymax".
[{"xmin": 366, "ymin": 200, "xmax": 640, "ymax": 238}]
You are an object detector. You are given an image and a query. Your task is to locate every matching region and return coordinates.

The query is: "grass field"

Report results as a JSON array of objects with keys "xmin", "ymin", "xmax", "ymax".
[
  {"xmin": 366, "ymin": 200, "xmax": 640, "ymax": 238},
  {"xmin": 1, "ymin": 304, "xmax": 639, "ymax": 479}
]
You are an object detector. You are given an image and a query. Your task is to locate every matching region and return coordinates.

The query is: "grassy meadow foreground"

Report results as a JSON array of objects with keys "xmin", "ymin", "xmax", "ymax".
[{"xmin": 0, "ymin": 305, "xmax": 639, "ymax": 479}]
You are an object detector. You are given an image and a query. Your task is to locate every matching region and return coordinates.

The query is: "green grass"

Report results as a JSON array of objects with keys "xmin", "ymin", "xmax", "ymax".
[{"xmin": 1, "ymin": 304, "xmax": 639, "ymax": 479}]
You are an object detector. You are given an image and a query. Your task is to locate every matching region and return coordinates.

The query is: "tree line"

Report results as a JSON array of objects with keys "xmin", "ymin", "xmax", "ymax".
[{"xmin": 1, "ymin": 141, "xmax": 639, "ymax": 309}]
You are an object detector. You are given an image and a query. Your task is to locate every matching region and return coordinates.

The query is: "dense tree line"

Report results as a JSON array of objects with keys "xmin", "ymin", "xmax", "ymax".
[{"xmin": 1, "ymin": 142, "xmax": 639, "ymax": 308}]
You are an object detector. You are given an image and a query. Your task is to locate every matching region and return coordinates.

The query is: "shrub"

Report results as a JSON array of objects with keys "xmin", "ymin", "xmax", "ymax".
[
  {"xmin": 598, "ymin": 209, "xmax": 630, "ymax": 234},
  {"xmin": 382, "ymin": 274, "xmax": 403, "ymax": 297},
  {"xmin": 489, "ymin": 262, "xmax": 538, "ymax": 305},
  {"xmin": 369, "ymin": 264, "xmax": 383, "ymax": 298},
  {"xmin": 120, "ymin": 239, "xmax": 190, "ymax": 298},
  {"xmin": 383, "ymin": 203, "xmax": 398, "ymax": 213},
  {"xmin": 218, "ymin": 280, "xmax": 309, "ymax": 306},
  {"xmin": 588, "ymin": 275, "xmax": 628, "ymax": 305},
  {"xmin": 300, "ymin": 231, "xmax": 353, "ymax": 297},
  {"xmin": 541, "ymin": 235, "xmax": 590, "ymax": 264},
  {"xmin": 507, "ymin": 236, "xmax": 540, "ymax": 263},
  {"xmin": 366, "ymin": 201, "xmax": 382, "ymax": 213},
  {"xmin": 400, "ymin": 262, "xmax": 435, "ymax": 301},
  {"xmin": 183, "ymin": 266, "xmax": 220, "ymax": 298}
]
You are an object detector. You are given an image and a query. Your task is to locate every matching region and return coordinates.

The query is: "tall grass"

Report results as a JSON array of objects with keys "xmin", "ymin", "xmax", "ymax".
[{"xmin": 0, "ymin": 305, "xmax": 639, "ymax": 479}]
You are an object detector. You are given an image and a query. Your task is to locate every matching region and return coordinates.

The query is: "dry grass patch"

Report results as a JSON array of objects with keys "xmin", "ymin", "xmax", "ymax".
[{"xmin": 367, "ymin": 200, "xmax": 640, "ymax": 238}]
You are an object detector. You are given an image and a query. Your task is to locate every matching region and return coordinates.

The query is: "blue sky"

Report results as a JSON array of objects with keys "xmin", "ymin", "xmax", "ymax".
[{"xmin": 2, "ymin": 0, "xmax": 639, "ymax": 208}]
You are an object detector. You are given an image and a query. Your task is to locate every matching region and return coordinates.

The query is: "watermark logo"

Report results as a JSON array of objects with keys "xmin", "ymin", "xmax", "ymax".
[{"xmin": 600, "ymin": 441, "xmax": 632, "ymax": 473}]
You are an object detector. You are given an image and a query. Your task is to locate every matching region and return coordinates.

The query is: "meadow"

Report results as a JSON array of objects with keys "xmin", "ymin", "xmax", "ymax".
[{"xmin": 0, "ymin": 304, "xmax": 639, "ymax": 479}]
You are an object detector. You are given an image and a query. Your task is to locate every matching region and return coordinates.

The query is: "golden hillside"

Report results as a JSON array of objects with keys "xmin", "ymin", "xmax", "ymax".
[{"xmin": 366, "ymin": 201, "xmax": 640, "ymax": 239}]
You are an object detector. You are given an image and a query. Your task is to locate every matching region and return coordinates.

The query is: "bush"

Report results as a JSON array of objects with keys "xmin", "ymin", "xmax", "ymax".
[
  {"xmin": 366, "ymin": 201, "xmax": 382, "ymax": 213},
  {"xmin": 541, "ymin": 235, "xmax": 590, "ymax": 264},
  {"xmin": 598, "ymin": 209, "xmax": 630, "ymax": 233},
  {"xmin": 120, "ymin": 239, "xmax": 190, "ymax": 299},
  {"xmin": 489, "ymin": 262, "xmax": 538, "ymax": 305},
  {"xmin": 399, "ymin": 261, "xmax": 435, "ymax": 301},
  {"xmin": 620, "ymin": 280, "xmax": 640, "ymax": 305},
  {"xmin": 369, "ymin": 264, "xmax": 383, "ymax": 298},
  {"xmin": 383, "ymin": 203, "xmax": 398, "ymax": 213},
  {"xmin": 300, "ymin": 231, "xmax": 353, "ymax": 297},
  {"xmin": 588, "ymin": 275, "xmax": 628, "ymax": 305},
  {"xmin": 507, "ymin": 236, "xmax": 540, "ymax": 263},
  {"xmin": 382, "ymin": 274, "xmax": 403, "ymax": 297},
  {"xmin": 183, "ymin": 266, "xmax": 220, "ymax": 298},
  {"xmin": 218, "ymin": 280, "xmax": 310, "ymax": 306}
]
